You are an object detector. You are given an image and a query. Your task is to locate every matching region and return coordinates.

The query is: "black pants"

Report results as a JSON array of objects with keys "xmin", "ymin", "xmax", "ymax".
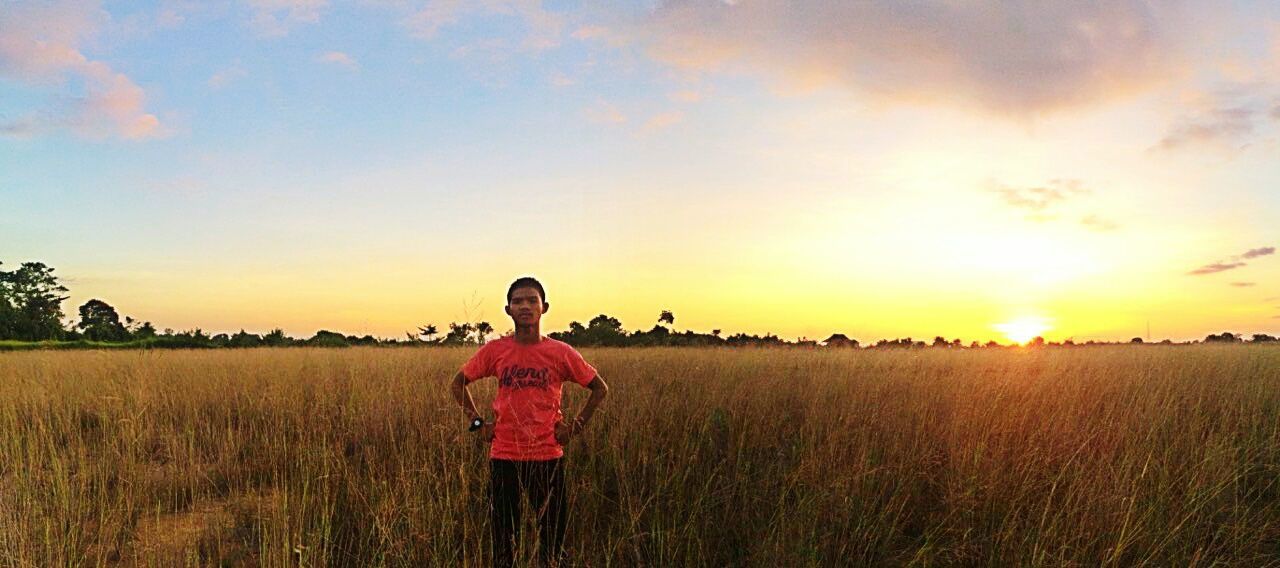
[{"xmin": 490, "ymin": 458, "xmax": 567, "ymax": 568}]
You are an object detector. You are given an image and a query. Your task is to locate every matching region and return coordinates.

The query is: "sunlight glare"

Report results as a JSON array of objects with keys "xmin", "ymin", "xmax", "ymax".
[{"xmin": 994, "ymin": 317, "xmax": 1051, "ymax": 344}]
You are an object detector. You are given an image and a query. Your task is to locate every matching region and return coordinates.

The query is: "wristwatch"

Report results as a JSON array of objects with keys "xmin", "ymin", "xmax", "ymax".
[{"xmin": 469, "ymin": 417, "xmax": 484, "ymax": 432}]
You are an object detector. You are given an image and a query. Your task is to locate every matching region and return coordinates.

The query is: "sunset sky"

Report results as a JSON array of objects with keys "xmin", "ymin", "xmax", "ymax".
[{"xmin": 3, "ymin": 0, "xmax": 1279, "ymax": 343}]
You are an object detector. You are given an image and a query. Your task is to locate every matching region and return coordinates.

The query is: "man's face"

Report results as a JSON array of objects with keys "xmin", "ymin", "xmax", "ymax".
[{"xmin": 505, "ymin": 286, "xmax": 547, "ymax": 326}]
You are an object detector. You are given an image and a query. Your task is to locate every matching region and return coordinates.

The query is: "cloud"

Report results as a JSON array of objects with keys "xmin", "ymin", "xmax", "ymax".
[
  {"xmin": 245, "ymin": 0, "xmax": 326, "ymax": 37},
  {"xmin": 316, "ymin": 51, "xmax": 359, "ymax": 70},
  {"xmin": 990, "ymin": 179, "xmax": 1090, "ymax": 213},
  {"xmin": 1241, "ymin": 246, "xmax": 1275, "ymax": 259},
  {"xmin": 642, "ymin": 110, "xmax": 684, "ymax": 132},
  {"xmin": 1155, "ymin": 82, "xmax": 1280, "ymax": 151},
  {"xmin": 1188, "ymin": 262, "xmax": 1247, "ymax": 275},
  {"xmin": 1230, "ymin": 282, "xmax": 1257, "ymax": 287},
  {"xmin": 0, "ymin": 0, "xmax": 162, "ymax": 140},
  {"xmin": 571, "ymin": 25, "xmax": 609, "ymax": 40},
  {"xmin": 634, "ymin": 1, "xmax": 1187, "ymax": 116},
  {"xmin": 1080, "ymin": 214, "xmax": 1119, "ymax": 232},
  {"xmin": 401, "ymin": 0, "xmax": 563, "ymax": 51},
  {"xmin": 668, "ymin": 89, "xmax": 703, "ymax": 103},
  {"xmin": 208, "ymin": 63, "xmax": 248, "ymax": 88},
  {"xmin": 1157, "ymin": 105, "xmax": 1258, "ymax": 150},
  {"xmin": 1188, "ymin": 246, "xmax": 1276, "ymax": 276},
  {"xmin": 583, "ymin": 99, "xmax": 626, "ymax": 124},
  {"xmin": 548, "ymin": 70, "xmax": 575, "ymax": 87}
]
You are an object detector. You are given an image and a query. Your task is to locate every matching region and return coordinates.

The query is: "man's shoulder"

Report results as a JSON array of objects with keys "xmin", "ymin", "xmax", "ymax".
[
  {"xmin": 544, "ymin": 337, "xmax": 584, "ymax": 355},
  {"xmin": 479, "ymin": 336, "xmax": 515, "ymax": 351}
]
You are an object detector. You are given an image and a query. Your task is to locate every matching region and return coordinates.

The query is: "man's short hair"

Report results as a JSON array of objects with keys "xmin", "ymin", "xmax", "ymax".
[{"xmin": 507, "ymin": 276, "xmax": 546, "ymax": 304}]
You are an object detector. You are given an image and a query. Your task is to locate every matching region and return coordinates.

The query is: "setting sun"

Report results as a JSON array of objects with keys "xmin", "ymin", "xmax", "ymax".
[{"xmin": 994, "ymin": 317, "xmax": 1052, "ymax": 345}]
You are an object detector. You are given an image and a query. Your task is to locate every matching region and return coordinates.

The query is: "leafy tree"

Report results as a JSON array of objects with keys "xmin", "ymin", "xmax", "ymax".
[
  {"xmin": 552, "ymin": 315, "xmax": 629, "ymax": 346},
  {"xmin": 1131, "ymin": 337, "xmax": 1144, "ymax": 344},
  {"xmin": 263, "ymin": 328, "xmax": 292, "ymax": 347},
  {"xmin": 1205, "ymin": 332, "xmax": 1241, "ymax": 343},
  {"xmin": 210, "ymin": 333, "xmax": 231, "ymax": 348},
  {"xmin": 476, "ymin": 321, "xmax": 494, "ymax": 344},
  {"xmin": 417, "ymin": 323, "xmax": 439, "ymax": 343},
  {"xmin": 125, "ymin": 316, "xmax": 157, "ymax": 339},
  {"xmin": 308, "ymin": 330, "xmax": 350, "ymax": 348},
  {"xmin": 823, "ymin": 334, "xmax": 858, "ymax": 348},
  {"xmin": 0, "ymin": 261, "xmax": 70, "ymax": 340},
  {"xmin": 77, "ymin": 299, "xmax": 129, "ymax": 342},
  {"xmin": 658, "ymin": 310, "xmax": 675, "ymax": 326},
  {"xmin": 229, "ymin": 329, "xmax": 263, "ymax": 348},
  {"xmin": 442, "ymin": 322, "xmax": 476, "ymax": 345}
]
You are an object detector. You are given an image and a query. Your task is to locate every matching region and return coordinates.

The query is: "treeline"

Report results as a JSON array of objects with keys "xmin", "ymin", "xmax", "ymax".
[{"xmin": 2, "ymin": 260, "xmax": 1278, "ymax": 350}]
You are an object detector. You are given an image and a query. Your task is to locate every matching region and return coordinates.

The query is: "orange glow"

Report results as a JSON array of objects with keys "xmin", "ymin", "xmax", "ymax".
[{"xmin": 994, "ymin": 317, "xmax": 1051, "ymax": 345}]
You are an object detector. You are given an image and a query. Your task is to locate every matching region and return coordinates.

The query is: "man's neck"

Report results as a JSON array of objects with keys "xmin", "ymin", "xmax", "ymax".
[{"xmin": 513, "ymin": 324, "xmax": 542, "ymax": 344}]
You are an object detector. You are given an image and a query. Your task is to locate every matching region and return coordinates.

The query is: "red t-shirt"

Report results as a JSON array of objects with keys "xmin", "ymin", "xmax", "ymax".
[{"xmin": 461, "ymin": 335, "xmax": 598, "ymax": 461}]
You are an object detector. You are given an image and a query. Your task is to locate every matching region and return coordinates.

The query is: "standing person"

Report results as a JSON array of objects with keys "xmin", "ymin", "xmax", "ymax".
[{"xmin": 450, "ymin": 276, "xmax": 610, "ymax": 567}]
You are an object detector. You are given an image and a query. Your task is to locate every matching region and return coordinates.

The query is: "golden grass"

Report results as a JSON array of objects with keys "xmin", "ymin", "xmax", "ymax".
[{"xmin": 0, "ymin": 346, "xmax": 1277, "ymax": 566}]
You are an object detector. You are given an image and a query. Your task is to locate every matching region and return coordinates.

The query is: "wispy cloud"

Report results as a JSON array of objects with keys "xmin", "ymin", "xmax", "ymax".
[
  {"xmin": 989, "ymin": 179, "xmax": 1090, "ymax": 217},
  {"xmin": 571, "ymin": 25, "xmax": 608, "ymax": 41},
  {"xmin": 1241, "ymin": 246, "xmax": 1275, "ymax": 259},
  {"xmin": 1188, "ymin": 262, "xmax": 1247, "ymax": 276},
  {"xmin": 642, "ymin": 110, "xmax": 684, "ymax": 133},
  {"xmin": 1230, "ymin": 282, "xmax": 1257, "ymax": 287},
  {"xmin": 1155, "ymin": 84, "xmax": 1280, "ymax": 152},
  {"xmin": 548, "ymin": 70, "xmax": 575, "ymax": 87},
  {"xmin": 636, "ymin": 1, "xmax": 1189, "ymax": 116},
  {"xmin": 316, "ymin": 51, "xmax": 359, "ymax": 70},
  {"xmin": 1080, "ymin": 214, "xmax": 1120, "ymax": 232},
  {"xmin": 583, "ymin": 99, "xmax": 626, "ymax": 125},
  {"xmin": 0, "ymin": 0, "xmax": 162, "ymax": 140},
  {"xmin": 1157, "ymin": 105, "xmax": 1258, "ymax": 151},
  {"xmin": 400, "ymin": 0, "xmax": 563, "ymax": 52},
  {"xmin": 1188, "ymin": 246, "xmax": 1276, "ymax": 276},
  {"xmin": 208, "ymin": 63, "xmax": 249, "ymax": 88},
  {"xmin": 245, "ymin": 0, "xmax": 326, "ymax": 37}
]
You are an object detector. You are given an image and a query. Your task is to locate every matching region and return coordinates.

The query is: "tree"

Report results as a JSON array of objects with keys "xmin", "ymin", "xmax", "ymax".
[
  {"xmin": 77, "ymin": 299, "xmax": 129, "ymax": 342},
  {"xmin": 1205, "ymin": 332, "xmax": 1241, "ymax": 343},
  {"xmin": 229, "ymin": 329, "xmax": 263, "ymax": 348},
  {"xmin": 442, "ymin": 322, "xmax": 476, "ymax": 345},
  {"xmin": 0, "ymin": 261, "xmax": 70, "ymax": 341},
  {"xmin": 263, "ymin": 328, "xmax": 292, "ymax": 347},
  {"xmin": 823, "ymin": 334, "xmax": 858, "ymax": 348},
  {"xmin": 418, "ymin": 323, "xmax": 439, "ymax": 343},
  {"xmin": 1130, "ymin": 337, "xmax": 1144, "ymax": 344},
  {"xmin": 125, "ymin": 316, "xmax": 156, "ymax": 339},
  {"xmin": 1251, "ymin": 334, "xmax": 1277, "ymax": 343},
  {"xmin": 658, "ymin": 310, "xmax": 674, "ymax": 326},
  {"xmin": 552, "ymin": 315, "xmax": 628, "ymax": 346},
  {"xmin": 308, "ymin": 330, "xmax": 349, "ymax": 347},
  {"xmin": 476, "ymin": 321, "xmax": 494, "ymax": 344}
]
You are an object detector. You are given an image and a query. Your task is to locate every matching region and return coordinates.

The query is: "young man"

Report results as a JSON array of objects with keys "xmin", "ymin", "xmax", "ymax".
[{"xmin": 450, "ymin": 276, "xmax": 609, "ymax": 568}]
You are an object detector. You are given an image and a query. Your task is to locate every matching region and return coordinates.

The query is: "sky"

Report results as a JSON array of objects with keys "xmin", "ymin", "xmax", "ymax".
[{"xmin": 2, "ymin": 0, "xmax": 1279, "ymax": 344}]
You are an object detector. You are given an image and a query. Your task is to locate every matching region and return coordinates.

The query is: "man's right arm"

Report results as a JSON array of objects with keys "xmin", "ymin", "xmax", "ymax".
[{"xmin": 450, "ymin": 370, "xmax": 481, "ymax": 422}]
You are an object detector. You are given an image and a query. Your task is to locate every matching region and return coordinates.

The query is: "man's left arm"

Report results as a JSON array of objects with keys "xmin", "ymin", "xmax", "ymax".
[
  {"xmin": 557, "ymin": 375, "xmax": 608, "ymax": 443},
  {"xmin": 572, "ymin": 375, "xmax": 609, "ymax": 432}
]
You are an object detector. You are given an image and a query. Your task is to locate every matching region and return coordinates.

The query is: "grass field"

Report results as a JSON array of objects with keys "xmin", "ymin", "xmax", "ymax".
[{"xmin": 0, "ymin": 346, "xmax": 1277, "ymax": 566}]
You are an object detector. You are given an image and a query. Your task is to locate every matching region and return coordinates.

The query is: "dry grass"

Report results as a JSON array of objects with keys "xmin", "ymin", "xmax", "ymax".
[{"xmin": 0, "ymin": 346, "xmax": 1277, "ymax": 566}]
